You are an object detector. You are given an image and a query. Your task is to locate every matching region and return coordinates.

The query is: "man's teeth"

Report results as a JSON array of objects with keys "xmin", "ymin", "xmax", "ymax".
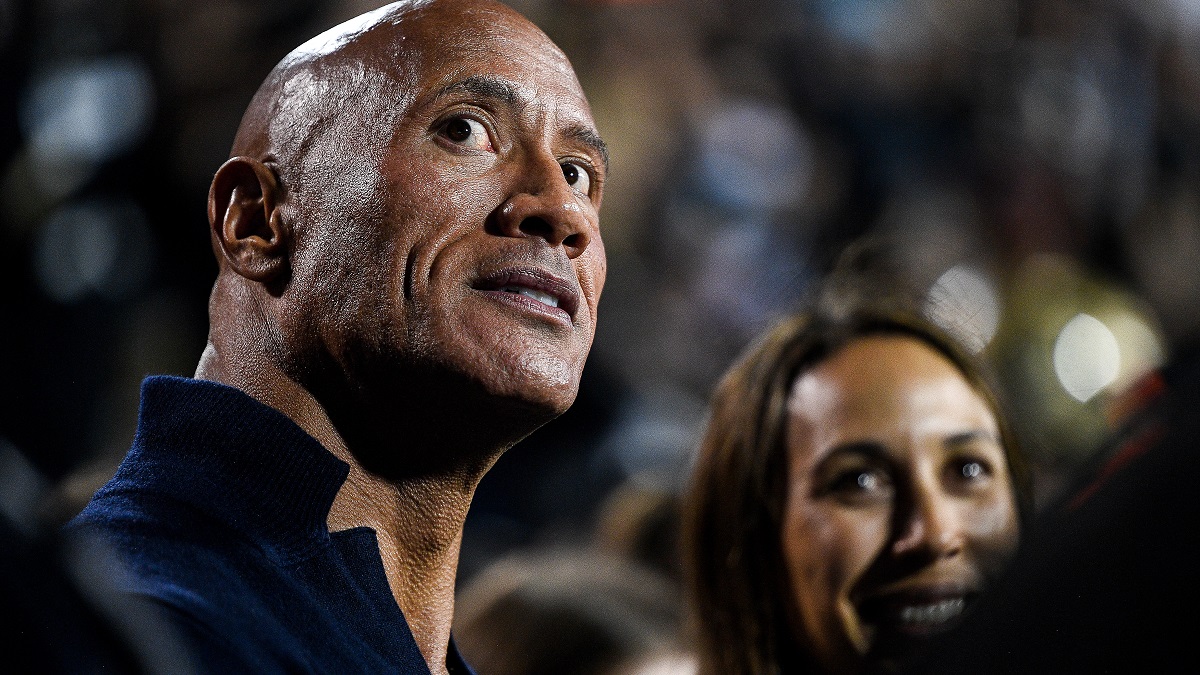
[
  {"xmin": 898, "ymin": 598, "xmax": 965, "ymax": 625},
  {"xmin": 499, "ymin": 285, "xmax": 559, "ymax": 308}
]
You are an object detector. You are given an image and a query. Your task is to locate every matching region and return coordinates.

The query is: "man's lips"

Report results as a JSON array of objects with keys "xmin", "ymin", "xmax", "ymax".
[{"xmin": 472, "ymin": 267, "xmax": 580, "ymax": 320}]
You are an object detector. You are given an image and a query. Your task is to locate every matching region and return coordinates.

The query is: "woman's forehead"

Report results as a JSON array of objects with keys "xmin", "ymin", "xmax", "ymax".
[{"xmin": 785, "ymin": 337, "xmax": 998, "ymax": 449}]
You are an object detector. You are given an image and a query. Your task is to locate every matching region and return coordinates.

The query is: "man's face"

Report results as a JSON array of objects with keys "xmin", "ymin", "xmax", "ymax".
[{"xmin": 279, "ymin": 1, "xmax": 607, "ymax": 420}]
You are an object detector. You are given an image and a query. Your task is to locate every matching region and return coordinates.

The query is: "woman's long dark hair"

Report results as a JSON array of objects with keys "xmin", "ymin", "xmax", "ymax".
[{"xmin": 680, "ymin": 302, "xmax": 1032, "ymax": 675}]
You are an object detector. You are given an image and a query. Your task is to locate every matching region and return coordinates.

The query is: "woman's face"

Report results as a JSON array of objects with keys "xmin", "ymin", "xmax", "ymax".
[{"xmin": 780, "ymin": 335, "xmax": 1019, "ymax": 673}]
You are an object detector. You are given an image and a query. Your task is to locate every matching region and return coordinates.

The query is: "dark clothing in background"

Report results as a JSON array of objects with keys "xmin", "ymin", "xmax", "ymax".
[
  {"xmin": 68, "ymin": 376, "xmax": 474, "ymax": 674},
  {"xmin": 915, "ymin": 343, "xmax": 1200, "ymax": 674},
  {"xmin": 0, "ymin": 517, "xmax": 188, "ymax": 674}
]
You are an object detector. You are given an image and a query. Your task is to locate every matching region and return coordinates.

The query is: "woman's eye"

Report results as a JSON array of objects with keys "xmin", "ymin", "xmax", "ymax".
[
  {"xmin": 561, "ymin": 161, "xmax": 591, "ymax": 195},
  {"xmin": 949, "ymin": 459, "xmax": 992, "ymax": 486},
  {"xmin": 440, "ymin": 117, "xmax": 493, "ymax": 152},
  {"xmin": 854, "ymin": 472, "xmax": 878, "ymax": 490},
  {"xmin": 829, "ymin": 469, "xmax": 891, "ymax": 498}
]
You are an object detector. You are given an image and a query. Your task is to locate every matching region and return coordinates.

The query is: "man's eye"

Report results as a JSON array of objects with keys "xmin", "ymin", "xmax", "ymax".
[
  {"xmin": 440, "ymin": 117, "xmax": 493, "ymax": 152},
  {"xmin": 561, "ymin": 161, "xmax": 590, "ymax": 195}
]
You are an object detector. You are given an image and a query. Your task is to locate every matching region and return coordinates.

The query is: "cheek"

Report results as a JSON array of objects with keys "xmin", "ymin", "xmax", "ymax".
[
  {"xmin": 781, "ymin": 499, "xmax": 892, "ymax": 668},
  {"xmin": 581, "ymin": 234, "xmax": 606, "ymax": 300},
  {"xmin": 284, "ymin": 224, "xmax": 397, "ymax": 361},
  {"xmin": 393, "ymin": 169, "xmax": 503, "ymax": 295},
  {"xmin": 386, "ymin": 145, "xmax": 500, "ymax": 222},
  {"xmin": 966, "ymin": 491, "xmax": 1021, "ymax": 573},
  {"xmin": 782, "ymin": 500, "xmax": 888, "ymax": 625}
]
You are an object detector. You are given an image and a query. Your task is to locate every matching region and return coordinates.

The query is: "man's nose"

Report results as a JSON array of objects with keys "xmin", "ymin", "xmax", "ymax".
[
  {"xmin": 490, "ymin": 156, "xmax": 596, "ymax": 259},
  {"xmin": 891, "ymin": 488, "xmax": 965, "ymax": 561}
]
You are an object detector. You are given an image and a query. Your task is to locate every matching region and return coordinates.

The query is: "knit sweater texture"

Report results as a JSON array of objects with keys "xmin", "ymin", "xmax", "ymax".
[{"xmin": 69, "ymin": 376, "xmax": 474, "ymax": 674}]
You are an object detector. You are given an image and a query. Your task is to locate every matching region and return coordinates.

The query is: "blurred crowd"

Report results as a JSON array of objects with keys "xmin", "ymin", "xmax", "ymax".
[{"xmin": 3, "ymin": 0, "xmax": 1199, "ymax": 669}]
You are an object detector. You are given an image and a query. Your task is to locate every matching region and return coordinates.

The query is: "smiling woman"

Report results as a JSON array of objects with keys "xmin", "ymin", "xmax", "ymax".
[{"xmin": 681, "ymin": 296, "xmax": 1031, "ymax": 675}]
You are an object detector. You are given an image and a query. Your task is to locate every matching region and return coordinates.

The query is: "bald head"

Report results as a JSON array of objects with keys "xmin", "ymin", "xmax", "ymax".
[
  {"xmin": 202, "ymin": 0, "xmax": 608, "ymax": 462},
  {"xmin": 229, "ymin": 0, "xmax": 587, "ymax": 172}
]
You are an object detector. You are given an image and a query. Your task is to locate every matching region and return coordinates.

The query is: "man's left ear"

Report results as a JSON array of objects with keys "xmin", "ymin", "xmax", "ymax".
[{"xmin": 208, "ymin": 156, "xmax": 288, "ymax": 283}]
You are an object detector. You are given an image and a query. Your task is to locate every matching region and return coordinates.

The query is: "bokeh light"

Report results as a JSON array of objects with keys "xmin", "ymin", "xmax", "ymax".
[
  {"xmin": 694, "ymin": 100, "xmax": 815, "ymax": 213},
  {"xmin": 925, "ymin": 264, "xmax": 1002, "ymax": 354},
  {"xmin": 19, "ymin": 54, "xmax": 154, "ymax": 198},
  {"xmin": 1053, "ymin": 313, "xmax": 1121, "ymax": 404}
]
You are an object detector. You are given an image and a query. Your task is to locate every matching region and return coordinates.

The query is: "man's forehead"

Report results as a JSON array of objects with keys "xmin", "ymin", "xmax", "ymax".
[
  {"xmin": 398, "ymin": 16, "xmax": 596, "ymax": 130},
  {"xmin": 278, "ymin": 0, "xmax": 579, "ymax": 99}
]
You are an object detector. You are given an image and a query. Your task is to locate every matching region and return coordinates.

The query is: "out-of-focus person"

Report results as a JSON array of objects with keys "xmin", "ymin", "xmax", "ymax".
[
  {"xmin": 682, "ymin": 294, "xmax": 1031, "ymax": 674},
  {"xmin": 593, "ymin": 478, "xmax": 684, "ymax": 588},
  {"xmin": 453, "ymin": 547, "xmax": 694, "ymax": 675}
]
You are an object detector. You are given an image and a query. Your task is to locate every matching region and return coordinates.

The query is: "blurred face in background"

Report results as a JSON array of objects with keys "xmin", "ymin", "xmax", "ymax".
[{"xmin": 780, "ymin": 335, "xmax": 1019, "ymax": 673}]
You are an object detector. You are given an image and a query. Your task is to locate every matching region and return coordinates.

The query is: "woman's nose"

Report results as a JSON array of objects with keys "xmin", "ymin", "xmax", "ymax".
[{"xmin": 891, "ymin": 490, "xmax": 966, "ymax": 561}]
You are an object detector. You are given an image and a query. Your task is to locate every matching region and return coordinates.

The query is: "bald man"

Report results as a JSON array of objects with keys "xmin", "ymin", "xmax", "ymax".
[{"xmin": 68, "ymin": 1, "xmax": 607, "ymax": 672}]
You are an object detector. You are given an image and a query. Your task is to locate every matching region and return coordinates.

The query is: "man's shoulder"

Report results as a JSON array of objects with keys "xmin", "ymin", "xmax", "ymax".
[
  {"xmin": 61, "ymin": 496, "xmax": 295, "ymax": 672},
  {"xmin": 62, "ymin": 375, "xmax": 433, "ymax": 672},
  {"xmin": 65, "ymin": 487, "xmax": 358, "ymax": 673},
  {"xmin": 67, "ymin": 482, "xmax": 271, "ymax": 617},
  {"xmin": 68, "ymin": 453, "xmax": 251, "ymax": 560},
  {"xmin": 65, "ymin": 471, "xmax": 431, "ymax": 673}
]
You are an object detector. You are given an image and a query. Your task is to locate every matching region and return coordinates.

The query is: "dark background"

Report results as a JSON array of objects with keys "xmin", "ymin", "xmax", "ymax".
[{"xmin": 3, "ymin": 0, "xmax": 1198, "ymax": 584}]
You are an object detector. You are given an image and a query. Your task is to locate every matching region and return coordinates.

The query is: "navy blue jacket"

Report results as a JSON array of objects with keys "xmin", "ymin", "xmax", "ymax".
[{"xmin": 69, "ymin": 376, "xmax": 474, "ymax": 674}]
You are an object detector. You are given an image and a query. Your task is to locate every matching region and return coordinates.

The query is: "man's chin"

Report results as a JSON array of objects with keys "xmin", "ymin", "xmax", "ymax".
[
  {"xmin": 471, "ymin": 346, "xmax": 585, "ymax": 415},
  {"xmin": 482, "ymin": 375, "xmax": 581, "ymax": 430}
]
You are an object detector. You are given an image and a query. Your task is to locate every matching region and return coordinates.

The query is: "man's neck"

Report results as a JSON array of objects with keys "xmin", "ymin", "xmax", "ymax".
[
  {"xmin": 196, "ymin": 342, "xmax": 483, "ymax": 675},
  {"xmin": 326, "ymin": 459, "xmax": 474, "ymax": 675}
]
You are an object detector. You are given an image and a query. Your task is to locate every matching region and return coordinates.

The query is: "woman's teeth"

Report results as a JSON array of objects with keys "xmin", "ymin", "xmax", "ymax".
[
  {"xmin": 500, "ymin": 285, "xmax": 559, "ymax": 308},
  {"xmin": 898, "ymin": 597, "xmax": 966, "ymax": 626}
]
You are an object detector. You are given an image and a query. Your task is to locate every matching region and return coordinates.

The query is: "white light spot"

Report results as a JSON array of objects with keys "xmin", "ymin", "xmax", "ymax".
[
  {"xmin": 1169, "ymin": 0, "xmax": 1200, "ymax": 28},
  {"xmin": 0, "ymin": 439, "xmax": 48, "ymax": 537},
  {"xmin": 924, "ymin": 264, "xmax": 1001, "ymax": 353},
  {"xmin": 625, "ymin": 651, "xmax": 699, "ymax": 675},
  {"xmin": 814, "ymin": 0, "xmax": 931, "ymax": 56},
  {"xmin": 20, "ymin": 55, "xmax": 154, "ymax": 197},
  {"xmin": 1053, "ymin": 313, "xmax": 1121, "ymax": 403}
]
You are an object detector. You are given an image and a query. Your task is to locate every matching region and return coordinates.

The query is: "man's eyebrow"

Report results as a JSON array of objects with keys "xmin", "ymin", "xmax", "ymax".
[
  {"xmin": 437, "ymin": 74, "xmax": 519, "ymax": 107},
  {"xmin": 566, "ymin": 125, "xmax": 609, "ymax": 172}
]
